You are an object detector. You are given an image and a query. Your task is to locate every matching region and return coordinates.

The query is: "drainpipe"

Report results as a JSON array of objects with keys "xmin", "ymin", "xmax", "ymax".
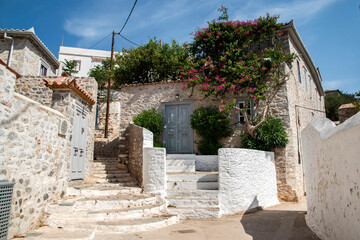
[{"xmin": 4, "ymin": 31, "xmax": 14, "ymax": 67}]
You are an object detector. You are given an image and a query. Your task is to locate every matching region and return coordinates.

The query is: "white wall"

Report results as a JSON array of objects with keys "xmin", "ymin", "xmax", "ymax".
[
  {"xmin": 302, "ymin": 114, "xmax": 360, "ymax": 240},
  {"xmin": 195, "ymin": 155, "xmax": 218, "ymax": 171},
  {"xmin": 218, "ymin": 148, "xmax": 279, "ymax": 215},
  {"xmin": 58, "ymin": 46, "xmax": 111, "ymax": 77},
  {"xmin": 143, "ymin": 148, "xmax": 166, "ymax": 196}
]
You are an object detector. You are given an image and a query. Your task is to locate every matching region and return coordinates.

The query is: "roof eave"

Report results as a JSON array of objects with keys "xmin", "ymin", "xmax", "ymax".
[{"xmin": 282, "ymin": 21, "xmax": 324, "ymax": 96}]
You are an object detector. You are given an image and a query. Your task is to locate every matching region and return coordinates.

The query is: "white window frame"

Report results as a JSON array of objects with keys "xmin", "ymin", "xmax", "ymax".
[
  {"xmin": 236, "ymin": 98, "xmax": 254, "ymax": 126},
  {"xmin": 309, "ymin": 76, "xmax": 312, "ymax": 99},
  {"xmin": 304, "ymin": 67, "xmax": 308, "ymax": 92}
]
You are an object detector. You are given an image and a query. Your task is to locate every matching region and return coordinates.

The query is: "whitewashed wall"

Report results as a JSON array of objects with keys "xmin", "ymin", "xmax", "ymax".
[
  {"xmin": 195, "ymin": 155, "xmax": 218, "ymax": 171},
  {"xmin": 218, "ymin": 148, "xmax": 279, "ymax": 215},
  {"xmin": 143, "ymin": 148, "xmax": 166, "ymax": 196},
  {"xmin": 302, "ymin": 114, "xmax": 360, "ymax": 240}
]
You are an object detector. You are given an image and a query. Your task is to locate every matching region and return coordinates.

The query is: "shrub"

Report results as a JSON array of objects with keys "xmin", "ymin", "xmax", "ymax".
[
  {"xmin": 133, "ymin": 109, "xmax": 163, "ymax": 145},
  {"xmin": 191, "ymin": 106, "xmax": 233, "ymax": 155},
  {"xmin": 240, "ymin": 116, "xmax": 288, "ymax": 151}
]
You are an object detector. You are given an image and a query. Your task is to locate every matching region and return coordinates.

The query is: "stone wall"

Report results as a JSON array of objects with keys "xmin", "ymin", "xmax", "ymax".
[
  {"xmin": 0, "ymin": 64, "xmax": 97, "ymax": 238},
  {"xmin": 218, "ymin": 148, "xmax": 279, "ymax": 215},
  {"xmin": 15, "ymin": 76, "xmax": 53, "ymax": 106},
  {"xmin": 301, "ymin": 114, "xmax": 360, "ymax": 240},
  {"xmin": 0, "ymin": 64, "xmax": 69, "ymax": 237},
  {"xmin": 0, "ymin": 37, "xmax": 57, "ymax": 76},
  {"xmin": 128, "ymin": 124, "xmax": 153, "ymax": 187}
]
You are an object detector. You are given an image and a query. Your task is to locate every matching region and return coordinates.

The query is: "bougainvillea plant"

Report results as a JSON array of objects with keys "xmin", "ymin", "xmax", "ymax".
[{"xmin": 184, "ymin": 7, "xmax": 296, "ymax": 137}]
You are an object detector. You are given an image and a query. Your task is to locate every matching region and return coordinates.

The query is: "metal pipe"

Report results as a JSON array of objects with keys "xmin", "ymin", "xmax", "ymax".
[{"xmin": 4, "ymin": 31, "xmax": 14, "ymax": 67}]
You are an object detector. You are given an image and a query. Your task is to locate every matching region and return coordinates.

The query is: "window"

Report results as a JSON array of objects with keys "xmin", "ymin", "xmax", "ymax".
[
  {"xmin": 236, "ymin": 99, "xmax": 254, "ymax": 124},
  {"xmin": 74, "ymin": 60, "xmax": 81, "ymax": 71},
  {"xmin": 309, "ymin": 76, "xmax": 312, "ymax": 99},
  {"xmin": 315, "ymin": 88, "xmax": 318, "ymax": 109},
  {"xmin": 297, "ymin": 60, "xmax": 302, "ymax": 84},
  {"xmin": 40, "ymin": 64, "xmax": 47, "ymax": 76},
  {"xmin": 304, "ymin": 68, "xmax": 308, "ymax": 92}
]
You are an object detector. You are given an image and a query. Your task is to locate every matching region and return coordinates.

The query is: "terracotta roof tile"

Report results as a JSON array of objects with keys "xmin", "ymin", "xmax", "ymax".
[{"xmin": 43, "ymin": 77, "xmax": 96, "ymax": 106}]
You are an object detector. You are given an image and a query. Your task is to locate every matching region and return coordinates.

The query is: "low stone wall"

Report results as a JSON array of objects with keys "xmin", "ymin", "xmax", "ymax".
[
  {"xmin": 128, "ymin": 124, "xmax": 153, "ymax": 187},
  {"xmin": 143, "ymin": 148, "xmax": 166, "ymax": 195},
  {"xmin": 301, "ymin": 114, "xmax": 360, "ymax": 240},
  {"xmin": 195, "ymin": 155, "xmax": 218, "ymax": 171},
  {"xmin": 218, "ymin": 148, "xmax": 279, "ymax": 215},
  {"xmin": 15, "ymin": 76, "xmax": 53, "ymax": 106}
]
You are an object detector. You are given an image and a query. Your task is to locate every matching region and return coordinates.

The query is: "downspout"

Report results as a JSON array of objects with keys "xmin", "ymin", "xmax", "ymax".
[{"xmin": 4, "ymin": 31, "xmax": 14, "ymax": 67}]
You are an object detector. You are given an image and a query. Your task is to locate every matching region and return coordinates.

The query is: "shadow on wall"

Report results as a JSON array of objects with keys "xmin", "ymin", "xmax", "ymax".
[{"xmin": 240, "ymin": 197, "xmax": 320, "ymax": 240}]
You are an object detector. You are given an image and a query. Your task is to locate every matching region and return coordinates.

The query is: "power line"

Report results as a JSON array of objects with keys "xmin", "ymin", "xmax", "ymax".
[
  {"xmin": 119, "ymin": 33, "xmax": 141, "ymax": 47},
  {"xmin": 118, "ymin": 0, "xmax": 138, "ymax": 34}
]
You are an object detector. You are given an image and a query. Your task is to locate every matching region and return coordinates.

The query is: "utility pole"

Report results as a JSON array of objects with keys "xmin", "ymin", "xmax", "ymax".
[{"xmin": 104, "ymin": 30, "xmax": 116, "ymax": 138}]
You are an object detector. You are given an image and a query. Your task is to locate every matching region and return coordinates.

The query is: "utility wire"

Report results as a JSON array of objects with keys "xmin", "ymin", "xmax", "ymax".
[
  {"xmin": 118, "ymin": 0, "xmax": 138, "ymax": 34},
  {"xmin": 119, "ymin": 33, "xmax": 141, "ymax": 47}
]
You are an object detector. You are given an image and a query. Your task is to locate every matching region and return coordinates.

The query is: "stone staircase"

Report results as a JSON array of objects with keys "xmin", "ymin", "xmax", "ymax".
[
  {"xmin": 165, "ymin": 154, "xmax": 220, "ymax": 219},
  {"xmin": 23, "ymin": 157, "xmax": 179, "ymax": 239}
]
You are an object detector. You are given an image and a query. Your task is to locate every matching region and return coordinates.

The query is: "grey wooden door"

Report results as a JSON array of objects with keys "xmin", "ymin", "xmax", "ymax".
[
  {"xmin": 70, "ymin": 104, "xmax": 88, "ymax": 180},
  {"xmin": 164, "ymin": 102, "xmax": 193, "ymax": 154}
]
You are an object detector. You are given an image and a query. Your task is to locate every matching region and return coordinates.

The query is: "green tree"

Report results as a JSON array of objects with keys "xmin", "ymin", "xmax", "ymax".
[
  {"xmin": 325, "ymin": 91, "xmax": 358, "ymax": 121},
  {"xmin": 62, "ymin": 59, "xmax": 78, "ymax": 76},
  {"xmin": 112, "ymin": 38, "xmax": 190, "ymax": 87},
  {"xmin": 89, "ymin": 58, "xmax": 111, "ymax": 88},
  {"xmin": 133, "ymin": 109, "xmax": 164, "ymax": 147},
  {"xmin": 184, "ymin": 9, "xmax": 296, "ymax": 137}
]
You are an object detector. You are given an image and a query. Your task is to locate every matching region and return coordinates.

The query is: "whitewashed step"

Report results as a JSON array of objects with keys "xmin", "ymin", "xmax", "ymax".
[
  {"xmin": 166, "ymin": 159, "xmax": 195, "ymax": 166},
  {"xmin": 93, "ymin": 162, "xmax": 119, "ymax": 168},
  {"xmin": 166, "ymin": 165, "xmax": 195, "ymax": 172},
  {"xmin": 167, "ymin": 206, "xmax": 220, "ymax": 219},
  {"xmin": 66, "ymin": 185, "xmax": 141, "ymax": 197},
  {"xmin": 166, "ymin": 189, "xmax": 218, "ymax": 198},
  {"xmin": 47, "ymin": 215, "xmax": 179, "ymax": 234},
  {"xmin": 166, "ymin": 154, "xmax": 196, "ymax": 160},
  {"xmin": 167, "ymin": 172, "xmax": 218, "ymax": 182},
  {"xmin": 166, "ymin": 197, "xmax": 219, "ymax": 208},
  {"xmin": 47, "ymin": 194, "xmax": 158, "ymax": 212},
  {"xmin": 167, "ymin": 181, "xmax": 218, "ymax": 190},
  {"xmin": 87, "ymin": 178, "xmax": 137, "ymax": 184},
  {"xmin": 46, "ymin": 202, "xmax": 166, "ymax": 222}
]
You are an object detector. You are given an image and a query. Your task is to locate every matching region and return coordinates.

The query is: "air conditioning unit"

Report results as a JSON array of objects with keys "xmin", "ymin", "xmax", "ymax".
[{"xmin": 58, "ymin": 119, "xmax": 68, "ymax": 136}]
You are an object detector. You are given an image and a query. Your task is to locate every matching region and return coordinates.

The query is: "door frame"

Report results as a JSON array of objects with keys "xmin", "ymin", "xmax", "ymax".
[{"xmin": 162, "ymin": 101, "xmax": 194, "ymax": 154}]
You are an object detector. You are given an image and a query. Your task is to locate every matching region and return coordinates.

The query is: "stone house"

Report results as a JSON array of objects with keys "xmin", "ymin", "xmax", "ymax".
[
  {"xmin": 96, "ymin": 20, "xmax": 325, "ymax": 202},
  {"xmin": 0, "ymin": 28, "xmax": 59, "ymax": 76},
  {"xmin": 0, "ymin": 56, "xmax": 98, "ymax": 238}
]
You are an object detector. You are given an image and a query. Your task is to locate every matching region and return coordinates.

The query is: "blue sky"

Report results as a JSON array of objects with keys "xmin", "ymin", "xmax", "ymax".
[{"xmin": 1, "ymin": 0, "xmax": 359, "ymax": 93}]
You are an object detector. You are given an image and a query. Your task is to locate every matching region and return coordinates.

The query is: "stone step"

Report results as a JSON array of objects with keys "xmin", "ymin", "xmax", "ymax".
[
  {"xmin": 46, "ymin": 202, "xmax": 166, "ymax": 222},
  {"xmin": 167, "ymin": 172, "xmax": 218, "ymax": 182},
  {"xmin": 166, "ymin": 197, "xmax": 219, "ymax": 208},
  {"xmin": 88, "ymin": 178, "xmax": 137, "ymax": 184},
  {"xmin": 167, "ymin": 181, "xmax": 218, "ymax": 190},
  {"xmin": 167, "ymin": 206, "xmax": 220, "ymax": 219},
  {"xmin": 166, "ymin": 154, "xmax": 196, "ymax": 160},
  {"xmin": 91, "ymin": 172, "xmax": 132, "ymax": 179},
  {"xmin": 166, "ymin": 165, "xmax": 195, "ymax": 172},
  {"xmin": 93, "ymin": 159, "xmax": 120, "ymax": 164},
  {"xmin": 67, "ymin": 185, "xmax": 142, "ymax": 197},
  {"xmin": 91, "ymin": 169, "xmax": 128, "ymax": 174},
  {"xmin": 93, "ymin": 162, "xmax": 119, "ymax": 167},
  {"xmin": 47, "ymin": 194, "xmax": 158, "ymax": 212},
  {"xmin": 118, "ymin": 154, "xmax": 128, "ymax": 158},
  {"xmin": 92, "ymin": 165, "xmax": 121, "ymax": 171},
  {"xmin": 166, "ymin": 189, "xmax": 218, "ymax": 198}
]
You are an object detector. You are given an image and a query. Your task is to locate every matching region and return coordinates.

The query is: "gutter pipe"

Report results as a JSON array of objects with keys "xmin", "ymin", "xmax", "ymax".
[{"xmin": 4, "ymin": 31, "xmax": 14, "ymax": 67}]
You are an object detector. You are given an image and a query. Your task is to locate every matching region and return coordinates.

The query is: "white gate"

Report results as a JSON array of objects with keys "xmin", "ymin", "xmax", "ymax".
[{"xmin": 70, "ymin": 104, "xmax": 88, "ymax": 180}]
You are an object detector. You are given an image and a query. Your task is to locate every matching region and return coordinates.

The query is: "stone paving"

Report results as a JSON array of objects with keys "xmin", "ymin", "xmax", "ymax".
[{"xmin": 17, "ymin": 200, "xmax": 320, "ymax": 240}]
